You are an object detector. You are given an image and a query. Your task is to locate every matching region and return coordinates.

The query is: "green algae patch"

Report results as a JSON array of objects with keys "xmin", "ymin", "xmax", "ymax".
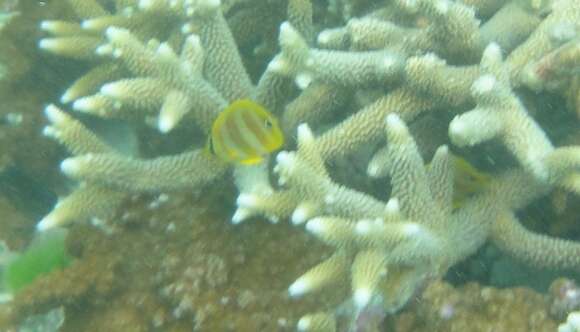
[{"xmin": 3, "ymin": 229, "xmax": 72, "ymax": 293}]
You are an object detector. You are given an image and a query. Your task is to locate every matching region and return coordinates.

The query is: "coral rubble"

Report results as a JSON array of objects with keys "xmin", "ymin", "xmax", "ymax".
[{"xmin": 394, "ymin": 280, "xmax": 558, "ymax": 332}]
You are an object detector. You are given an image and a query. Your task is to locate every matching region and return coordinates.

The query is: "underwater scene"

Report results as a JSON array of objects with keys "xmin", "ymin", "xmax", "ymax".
[{"xmin": 0, "ymin": 0, "xmax": 579, "ymax": 331}]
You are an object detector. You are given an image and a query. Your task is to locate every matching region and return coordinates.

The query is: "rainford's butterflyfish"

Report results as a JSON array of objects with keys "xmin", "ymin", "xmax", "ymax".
[
  {"xmin": 451, "ymin": 155, "xmax": 492, "ymax": 209},
  {"xmin": 427, "ymin": 153, "xmax": 492, "ymax": 209},
  {"xmin": 207, "ymin": 99, "xmax": 284, "ymax": 165}
]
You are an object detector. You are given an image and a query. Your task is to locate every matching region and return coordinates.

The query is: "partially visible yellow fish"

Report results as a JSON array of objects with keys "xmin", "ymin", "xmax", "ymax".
[
  {"xmin": 451, "ymin": 155, "xmax": 492, "ymax": 209},
  {"xmin": 207, "ymin": 99, "xmax": 284, "ymax": 165},
  {"xmin": 427, "ymin": 154, "xmax": 492, "ymax": 209}
]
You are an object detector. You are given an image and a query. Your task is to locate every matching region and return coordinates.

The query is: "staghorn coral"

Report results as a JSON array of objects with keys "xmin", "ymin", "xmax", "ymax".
[
  {"xmin": 36, "ymin": 0, "xmax": 281, "ymax": 229},
  {"xmin": 247, "ymin": 113, "xmax": 579, "ymax": 329},
  {"xmin": 11, "ymin": 0, "xmax": 580, "ymax": 330}
]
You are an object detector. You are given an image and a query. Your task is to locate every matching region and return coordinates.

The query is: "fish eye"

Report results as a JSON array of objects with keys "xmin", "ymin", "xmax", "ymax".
[{"xmin": 264, "ymin": 119, "xmax": 273, "ymax": 129}]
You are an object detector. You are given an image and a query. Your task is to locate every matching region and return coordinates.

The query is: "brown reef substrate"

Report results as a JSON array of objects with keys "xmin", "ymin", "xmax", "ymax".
[{"xmin": 0, "ymin": 187, "xmax": 577, "ymax": 331}]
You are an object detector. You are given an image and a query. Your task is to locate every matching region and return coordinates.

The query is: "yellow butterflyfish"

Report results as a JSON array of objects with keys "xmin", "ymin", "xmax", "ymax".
[
  {"xmin": 427, "ymin": 154, "xmax": 492, "ymax": 209},
  {"xmin": 207, "ymin": 99, "xmax": 284, "ymax": 165},
  {"xmin": 450, "ymin": 155, "xmax": 492, "ymax": 209}
]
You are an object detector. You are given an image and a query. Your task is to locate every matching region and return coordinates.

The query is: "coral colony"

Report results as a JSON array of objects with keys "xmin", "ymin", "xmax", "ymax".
[{"xmin": 36, "ymin": 0, "xmax": 579, "ymax": 330}]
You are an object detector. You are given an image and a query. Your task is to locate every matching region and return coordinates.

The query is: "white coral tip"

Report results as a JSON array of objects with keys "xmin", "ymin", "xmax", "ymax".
[
  {"xmin": 158, "ymin": 117, "xmax": 175, "ymax": 133},
  {"xmin": 296, "ymin": 124, "xmax": 314, "ymax": 144},
  {"xmin": 403, "ymin": 222, "xmax": 421, "ymax": 237},
  {"xmin": 60, "ymin": 158, "xmax": 82, "ymax": 176},
  {"xmin": 36, "ymin": 215, "xmax": 59, "ymax": 232},
  {"xmin": 72, "ymin": 97, "xmax": 98, "ymax": 112},
  {"xmin": 483, "ymin": 43, "xmax": 502, "ymax": 61},
  {"xmin": 367, "ymin": 161, "xmax": 381, "ymax": 177},
  {"xmin": 42, "ymin": 126, "xmax": 58, "ymax": 138},
  {"xmin": 434, "ymin": 0, "xmax": 450, "ymax": 14},
  {"xmin": 181, "ymin": 23, "xmax": 194, "ymax": 34},
  {"xmin": 435, "ymin": 144, "xmax": 449, "ymax": 156},
  {"xmin": 355, "ymin": 219, "xmax": 373, "ymax": 234},
  {"xmin": 279, "ymin": 21, "xmax": 305, "ymax": 48},
  {"xmin": 560, "ymin": 312, "xmax": 580, "ymax": 332},
  {"xmin": 569, "ymin": 312, "xmax": 580, "ymax": 326},
  {"xmin": 185, "ymin": 34, "xmax": 201, "ymax": 46},
  {"xmin": 448, "ymin": 115, "xmax": 479, "ymax": 147},
  {"xmin": 279, "ymin": 21, "xmax": 293, "ymax": 37},
  {"xmin": 60, "ymin": 89, "xmax": 77, "ymax": 104},
  {"xmin": 95, "ymin": 44, "xmax": 113, "ymax": 56},
  {"xmin": 296, "ymin": 316, "xmax": 312, "ymax": 331},
  {"xmin": 277, "ymin": 175, "xmax": 287, "ymax": 186},
  {"xmin": 305, "ymin": 218, "xmax": 326, "ymax": 235},
  {"xmin": 44, "ymin": 105, "xmax": 65, "ymax": 124},
  {"xmin": 422, "ymin": 53, "xmax": 444, "ymax": 66},
  {"xmin": 354, "ymin": 288, "xmax": 372, "ymax": 308},
  {"xmin": 231, "ymin": 208, "xmax": 252, "ymax": 224},
  {"xmin": 275, "ymin": 151, "xmax": 295, "ymax": 169},
  {"xmin": 38, "ymin": 39, "xmax": 59, "ymax": 51},
  {"xmin": 113, "ymin": 47, "xmax": 124, "ymax": 58},
  {"xmin": 138, "ymin": 0, "xmax": 155, "ymax": 9},
  {"xmin": 156, "ymin": 42, "xmax": 175, "ymax": 58},
  {"xmin": 267, "ymin": 56, "xmax": 289, "ymax": 74},
  {"xmin": 100, "ymin": 82, "xmax": 124, "ymax": 98},
  {"xmin": 291, "ymin": 205, "xmax": 310, "ymax": 225},
  {"xmin": 472, "ymin": 74, "xmax": 497, "ymax": 94},
  {"xmin": 105, "ymin": 26, "xmax": 128, "ymax": 41},
  {"xmin": 317, "ymin": 30, "xmax": 333, "ymax": 45},
  {"xmin": 317, "ymin": 28, "xmax": 344, "ymax": 47},
  {"xmin": 237, "ymin": 193, "xmax": 259, "ymax": 208},
  {"xmin": 288, "ymin": 278, "xmax": 309, "ymax": 297},
  {"xmin": 39, "ymin": 21, "xmax": 58, "ymax": 32},
  {"xmin": 39, "ymin": 21, "xmax": 52, "ymax": 31},
  {"xmin": 295, "ymin": 73, "xmax": 313, "ymax": 89},
  {"xmin": 385, "ymin": 198, "xmax": 400, "ymax": 215},
  {"xmin": 385, "ymin": 113, "xmax": 405, "ymax": 131},
  {"xmin": 81, "ymin": 19, "xmax": 99, "ymax": 30}
]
